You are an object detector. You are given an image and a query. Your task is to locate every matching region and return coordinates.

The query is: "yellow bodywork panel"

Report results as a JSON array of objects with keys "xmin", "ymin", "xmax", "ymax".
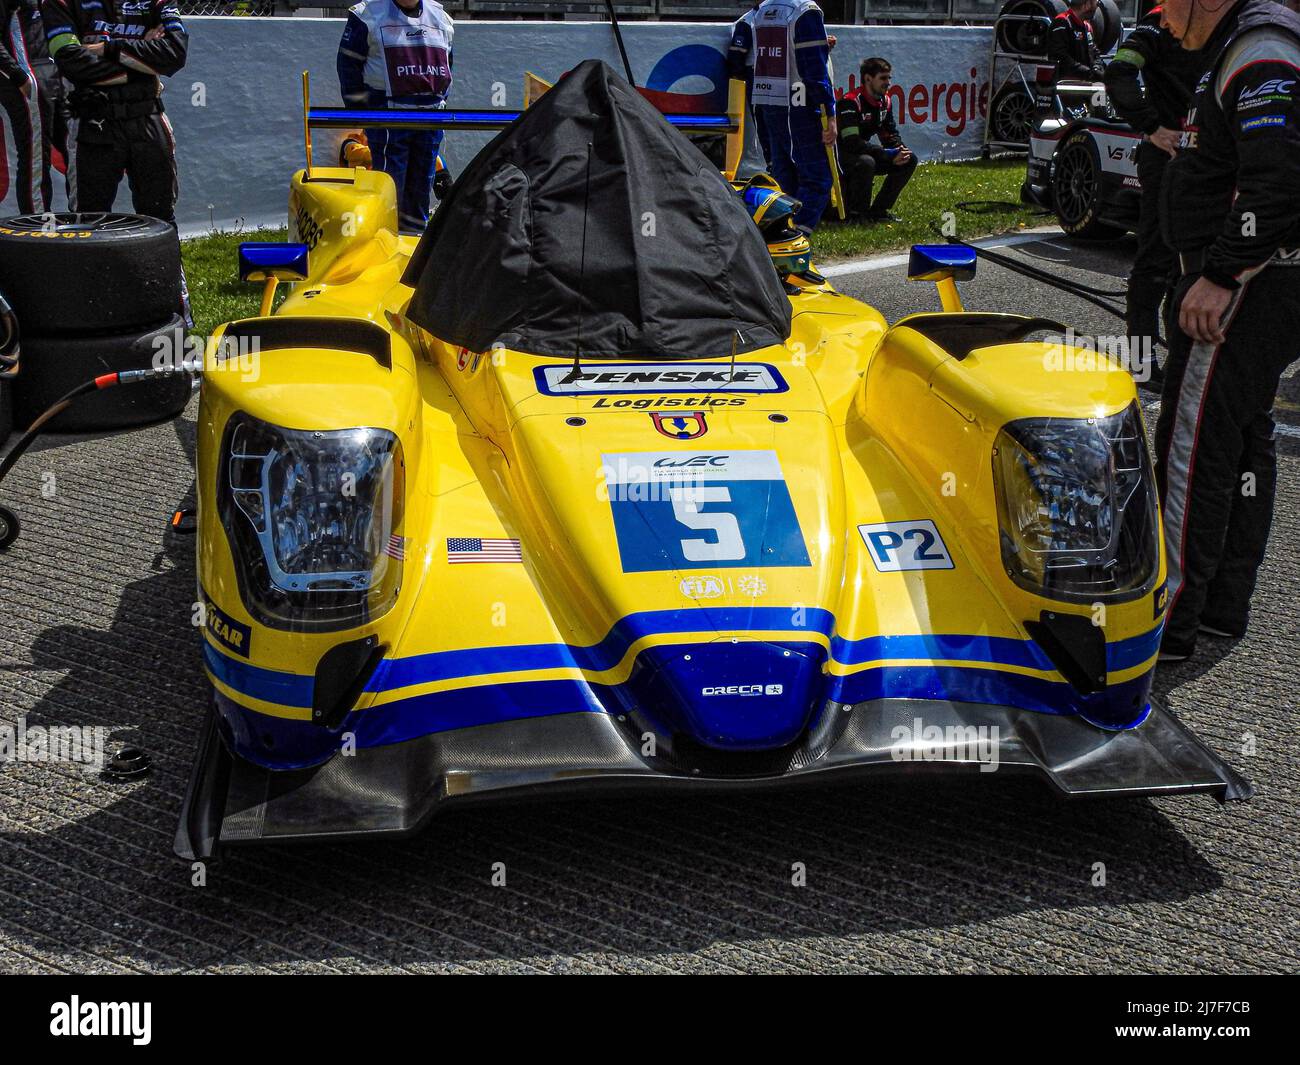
[{"xmin": 194, "ymin": 165, "xmax": 1166, "ymax": 766}]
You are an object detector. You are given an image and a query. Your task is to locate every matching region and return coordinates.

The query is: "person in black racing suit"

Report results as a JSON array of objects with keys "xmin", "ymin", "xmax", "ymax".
[
  {"xmin": 835, "ymin": 57, "xmax": 916, "ymax": 223},
  {"xmin": 1154, "ymin": 0, "xmax": 1300, "ymax": 661},
  {"xmin": 1048, "ymin": 0, "xmax": 1106, "ymax": 82},
  {"xmin": 40, "ymin": 0, "xmax": 187, "ymax": 223},
  {"xmin": 20, "ymin": 0, "xmax": 68, "ymax": 186},
  {"xmin": 1105, "ymin": 6, "xmax": 1204, "ymax": 380},
  {"xmin": 1, "ymin": 0, "xmax": 46, "ymax": 212}
]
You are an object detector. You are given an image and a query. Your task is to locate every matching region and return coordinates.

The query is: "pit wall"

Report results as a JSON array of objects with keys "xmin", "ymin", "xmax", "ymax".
[{"xmin": 0, "ymin": 17, "xmax": 997, "ymax": 232}]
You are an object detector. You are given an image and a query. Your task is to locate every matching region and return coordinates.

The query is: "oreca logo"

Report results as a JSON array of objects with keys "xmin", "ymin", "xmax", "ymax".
[{"xmin": 701, "ymin": 684, "xmax": 784, "ymax": 697}]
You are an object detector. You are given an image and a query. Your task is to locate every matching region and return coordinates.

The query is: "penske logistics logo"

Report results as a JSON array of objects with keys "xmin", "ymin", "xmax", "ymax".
[
  {"xmin": 50, "ymin": 997, "xmax": 151, "ymax": 1045},
  {"xmin": 535, "ymin": 362, "xmax": 788, "ymax": 396}
]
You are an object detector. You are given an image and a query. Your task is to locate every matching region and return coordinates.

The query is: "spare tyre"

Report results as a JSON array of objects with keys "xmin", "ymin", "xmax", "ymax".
[
  {"xmin": 990, "ymin": 83, "xmax": 1037, "ymax": 144},
  {"xmin": 12, "ymin": 314, "xmax": 192, "ymax": 432},
  {"xmin": 1091, "ymin": 0, "xmax": 1123, "ymax": 55},
  {"xmin": 0, "ymin": 213, "xmax": 183, "ymax": 337},
  {"xmin": 997, "ymin": 0, "xmax": 1067, "ymax": 56}
]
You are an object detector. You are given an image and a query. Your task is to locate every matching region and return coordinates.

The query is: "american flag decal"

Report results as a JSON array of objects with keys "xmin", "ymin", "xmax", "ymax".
[
  {"xmin": 385, "ymin": 534, "xmax": 406, "ymax": 561},
  {"xmin": 447, "ymin": 537, "xmax": 523, "ymax": 563}
]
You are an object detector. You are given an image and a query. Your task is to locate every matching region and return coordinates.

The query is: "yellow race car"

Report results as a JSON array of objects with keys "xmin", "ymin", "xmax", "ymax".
[{"xmin": 175, "ymin": 61, "xmax": 1249, "ymax": 860}]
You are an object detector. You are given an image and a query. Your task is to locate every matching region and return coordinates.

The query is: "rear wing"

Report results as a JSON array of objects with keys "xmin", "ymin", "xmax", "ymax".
[{"xmin": 301, "ymin": 71, "xmax": 748, "ymax": 181}]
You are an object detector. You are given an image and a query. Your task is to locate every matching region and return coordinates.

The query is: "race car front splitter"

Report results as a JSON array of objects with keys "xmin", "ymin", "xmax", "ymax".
[{"xmin": 174, "ymin": 694, "xmax": 1253, "ymax": 860}]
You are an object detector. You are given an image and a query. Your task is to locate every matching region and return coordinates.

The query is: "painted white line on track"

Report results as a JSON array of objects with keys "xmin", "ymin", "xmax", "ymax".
[{"xmin": 819, "ymin": 226, "xmax": 1061, "ymax": 278}]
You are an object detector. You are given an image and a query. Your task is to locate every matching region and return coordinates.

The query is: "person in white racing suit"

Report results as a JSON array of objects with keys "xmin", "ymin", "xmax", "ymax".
[{"xmin": 337, "ymin": 0, "xmax": 453, "ymax": 232}]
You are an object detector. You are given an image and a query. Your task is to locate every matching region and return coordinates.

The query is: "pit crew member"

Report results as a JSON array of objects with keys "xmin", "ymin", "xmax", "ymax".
[
  {"xmin": 1154, "ymin": 0, "xmax": 1300, "ymax": 660},
  {"xmin": 1104, "ymin": 5, "xmax": 1202, "ymax": 375},
  {"xmin": 1, "ymin": 0, "xmax": 45, "ymax": 212},
  {"xmin": 337, "ymin": 0, "xmax": 454, "ymax": 233},
  {"xmin": 21, "ymin": 0, "xmax": 68, "ymax": 179},
  {"xmin": 1048, "ymin": 0, "xmax": 1106, "ymax": 82},
  {"xmin": 40, "ymin": 0, "xmax": 187, "ymax": 223},
  {"xmin": 727, "ymin": 0, "xmax": 771, "ymax": 167},
  {"xmin": 751, "ymin": 0, "xmax": 835, "ymax": 233},
  {"xmin": 835, "ymin": 56, "xmax": 916, "ymax": 223}
]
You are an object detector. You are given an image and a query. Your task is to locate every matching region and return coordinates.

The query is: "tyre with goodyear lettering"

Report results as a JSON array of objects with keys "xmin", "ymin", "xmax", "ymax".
[
  {"xmin": 1051, "ymin": 130, "xmax": 1125, "ymax": 240},
  {"xmin": 0, "ymin": 214, "xmax": 182, "ymax": 336}
]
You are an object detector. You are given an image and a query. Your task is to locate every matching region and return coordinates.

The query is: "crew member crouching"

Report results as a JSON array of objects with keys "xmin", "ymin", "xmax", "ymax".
[{"xmin": 835, "ymin": 56, "xmax": 915, "ymax": 223}]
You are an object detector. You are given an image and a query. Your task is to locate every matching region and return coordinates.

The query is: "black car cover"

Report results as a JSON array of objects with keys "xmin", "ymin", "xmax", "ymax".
[{"xmin": 401, "ymin": 60, "xmax": 791, "ymax": 360}]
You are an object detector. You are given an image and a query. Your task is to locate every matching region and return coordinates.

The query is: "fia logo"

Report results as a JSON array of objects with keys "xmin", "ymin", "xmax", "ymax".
[{"xmin": 650, "ymin": 411, "xmax": 708, "ymax": 440}]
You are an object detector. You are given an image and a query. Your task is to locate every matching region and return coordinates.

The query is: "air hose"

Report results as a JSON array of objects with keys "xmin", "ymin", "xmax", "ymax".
[
  {"xmin": 0, "ymin": 365, "xmax": 189, "ymax": 551},
  {"xmin": 948, "ymin": 237, "xmax": 1128, "ymax": 320},
  {"xmin": 0, "ymin": 291, "xmax": 18, "ymax": 381}
]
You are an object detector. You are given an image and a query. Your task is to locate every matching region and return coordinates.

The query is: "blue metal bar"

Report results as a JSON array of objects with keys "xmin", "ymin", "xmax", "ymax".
[{"xmin": 307, "ymin": 107, "xmax": 736, "ymax": 132}]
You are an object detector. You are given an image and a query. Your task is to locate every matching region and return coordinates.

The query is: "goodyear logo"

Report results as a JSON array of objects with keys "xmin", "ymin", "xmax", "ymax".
[
  {"xmin": 0, "ymin": 226, "xmax": 91, "ymax": 239},
  {"xmin": 205, "ymin": 597, "xmax": 251, "ymax": 658},
  {"xmin": 1153, "ymin": 580, "xmax": 1168, "ymax": 620},
  {"xmin": 1241, "ymin": 114, "xmax": 1286, "ymax": 131}
]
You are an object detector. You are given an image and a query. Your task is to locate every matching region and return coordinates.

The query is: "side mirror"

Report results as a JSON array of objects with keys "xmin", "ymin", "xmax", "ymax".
[
  {"xmin": 907, "ymin": 244, "xmax": 977, "ymax": 283},
  {"xmin": 908, "ymin": 244, "xmax": 976, "ymax": 313},
  {"xmin": 238, "ymin": 242, "xmax": 310, "ymax": 284}
]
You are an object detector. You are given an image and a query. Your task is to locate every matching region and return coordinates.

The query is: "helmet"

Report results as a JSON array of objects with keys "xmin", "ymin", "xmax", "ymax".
[
  {"xmin": 765, "ymin": 233, "xmax": 813, "ymax": 277},
  {"xmin": 736, "ymin": 174, "xmax": 811, "ymax": 277},
  {"xmin": 738, "ymin": 176, "xmax": 802, "ymax": 242}
]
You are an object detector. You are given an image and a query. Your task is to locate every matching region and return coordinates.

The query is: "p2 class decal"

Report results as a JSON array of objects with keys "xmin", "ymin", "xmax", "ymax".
[
  {"xmin": 651, "ymin": 411, "xmax": 708, "ymax": 440},
  {"xmin": 858, "ymin": 519, "xmax": 954, "ymax": 572},
  {"xmin": 534, "ymin": 362, "xmax": 788, "ymax": 396},
  {"xmin": 602, "ymin": 450, "xmax": 811, "ymax": 573}
]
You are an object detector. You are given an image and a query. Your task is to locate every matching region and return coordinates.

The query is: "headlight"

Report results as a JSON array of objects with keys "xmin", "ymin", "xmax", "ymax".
[
  {"xmin": 993, "ymin": 403, "xmax": 1158, "ymax": 602},
  {"xmin": 218, "ymin": 413, "xmax": 405, "ymax": 631}
]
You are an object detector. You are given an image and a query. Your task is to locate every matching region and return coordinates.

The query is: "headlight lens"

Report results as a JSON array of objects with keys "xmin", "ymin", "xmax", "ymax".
[
  {"xmin": 218, "ymin": 413, "xmax": 405, "ymax": 631},
  {"xmin": 993, "ymin": 403, "xmax": 1158, "ymax": 602}
]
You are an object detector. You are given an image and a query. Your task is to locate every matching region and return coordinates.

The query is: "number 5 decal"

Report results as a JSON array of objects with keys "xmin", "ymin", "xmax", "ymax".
[
  {"xmin": 668, "ymin": 486, "xmax": 745, "ymax": 562},
  {"xmin": 858, "ymin": 520, "xmax": 955, "ymax": 572}
]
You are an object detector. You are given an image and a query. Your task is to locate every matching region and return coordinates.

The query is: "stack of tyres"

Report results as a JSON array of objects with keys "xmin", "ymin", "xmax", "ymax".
[
  {"xmin": 0, "ymin": 213, "xmax": 191, "ymax": 432},
  {"xmin": 996, "ymin": 0, "xmax": 1123, "ymax": 57}
]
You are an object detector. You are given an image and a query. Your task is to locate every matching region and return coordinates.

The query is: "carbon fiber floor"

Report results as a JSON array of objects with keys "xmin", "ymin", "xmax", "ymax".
[{"xmin": 0, "ymin": 234, "xmax": 1296, "ymax": 974}]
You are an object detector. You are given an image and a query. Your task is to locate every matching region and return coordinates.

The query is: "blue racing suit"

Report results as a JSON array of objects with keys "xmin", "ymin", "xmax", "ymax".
[
  {"xmin": 726, "ymin": 2, "xmax": 772, "ymax": 167},
  {"xmin": 337, "ymin": 0, "xmax": 453, "ymax": 231},
  {"xmin": 750, "ymin": 0, "xmax": 834, "ymax": 231}
]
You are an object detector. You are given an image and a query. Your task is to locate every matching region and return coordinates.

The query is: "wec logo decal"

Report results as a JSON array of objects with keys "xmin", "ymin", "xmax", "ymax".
[{"xmin": 1239, "ymin": 78, "xmax": 1295, "ymax": 101}]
